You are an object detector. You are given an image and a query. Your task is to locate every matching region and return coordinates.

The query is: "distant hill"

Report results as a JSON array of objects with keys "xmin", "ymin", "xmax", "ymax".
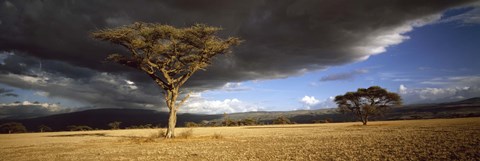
[
  {"xmin": 0, "ymin": 109, "xmax": 222, "ymax": 131},
  {"xmin": 444, "ymin": 97, "xmax": 480, "ymax": 105},
  {"xmin": 1, "ymin": 98, "xmax": 479, "ymax": 132}
]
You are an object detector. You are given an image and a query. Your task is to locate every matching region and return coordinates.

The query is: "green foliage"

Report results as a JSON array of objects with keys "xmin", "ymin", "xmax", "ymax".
[
  {"xmin": 273, "ymin": 116, "xmax": 292, "ymax": 124},
  {"xmin": 223, "ymin": 118, "xmax": 238, "ymax": 126},
  {"xmin": 125, "ymin": 124, "xmax": 155, "ymax": 129},
  {"xmin": 67, "ymin": 125, "xmax": 93, "ymax": 131},
  {"xmin": 334, "ymin": 86, "xmax": 402, "ymax": 125},
  {"xmin": 38, "ymin": 124, "xmax": 52, "ymax": 132},
  {"xmin": 241, "ymin": 118, "xmax": 258, "ymax": 126},
  {"xmin": 313, "ymin": 118, "xmax": 333, "ymax": 124},
  {"xmin": 108, "ymin": 121, "xmax": 122, "ymax": 130},
  {"xmin": 0, "ymin": 122, "xmax": 27, "ymax": 134}
]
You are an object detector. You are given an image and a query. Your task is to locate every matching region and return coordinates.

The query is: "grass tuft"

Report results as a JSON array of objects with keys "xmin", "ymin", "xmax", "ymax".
[
  {"xmin": 177, "ymin": 128, "xmax": 193, "ymax": 139},
  {"xmin": 212, "ymin": 133, "xmax": 224, "ymax": 139}
]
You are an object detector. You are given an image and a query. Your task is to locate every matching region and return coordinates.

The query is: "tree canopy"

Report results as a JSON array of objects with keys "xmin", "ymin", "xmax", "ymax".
[
  {"xmin": 92, "ymin": 22, "xmax": 240, "ymax": 92},
  {"xmin": 0, "ymin": 122, "xmax": 27, "ymax": 134},
  {"xmin": 334, "ymin": 86, "xmax": 402, "ymax": 125}
]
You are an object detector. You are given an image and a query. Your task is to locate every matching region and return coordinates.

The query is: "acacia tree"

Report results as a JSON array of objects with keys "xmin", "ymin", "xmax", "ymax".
[
  {"xmin": 0, "ymin": 122, "xmax": 27, "ymax": 134},
  {"xmin": 92, "ymin": 22, "xmax": 240, "ymax": 138},
  {"xmin": 108, "ymin": 121, "xmax": 122, "ymax": 130},
  {"xmin": 38, "ymin": 124, "xmax": 52, "ymax": 132},
  {"xmin": 334, "ymin": 86, "xmax": 402, "ymax": 125}
]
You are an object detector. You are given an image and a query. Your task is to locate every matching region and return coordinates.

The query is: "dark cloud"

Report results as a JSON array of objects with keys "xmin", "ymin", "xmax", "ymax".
[
  {"xmin": 320, "ymin": 69, "xmax": 369, "ymax": 82},
  {"xmin": 0, "ymin": 101, "xmax": 76, "ymax": 119},
  {"xmin": 0, "ymin": 0, "xmax": 478, "ymax": 112}
]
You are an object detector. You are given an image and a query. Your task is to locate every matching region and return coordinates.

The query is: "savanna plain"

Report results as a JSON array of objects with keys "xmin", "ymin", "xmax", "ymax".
[{"xmin": 1, "ymin": 117, "xmax": 479, "ymax": 161}]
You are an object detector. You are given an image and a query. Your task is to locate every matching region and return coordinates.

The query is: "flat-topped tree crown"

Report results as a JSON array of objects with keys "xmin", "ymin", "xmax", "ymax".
[
  {"xmin": 334, "ymin": 86, "xmax": 402, "ymax": 125},
  {"xmin": 92, "ymin": 22, "xmax": 241, "ymax": 138},
  {"xmin": 92, "ymin": 22, "xmax": 241, "ymax": 91}
]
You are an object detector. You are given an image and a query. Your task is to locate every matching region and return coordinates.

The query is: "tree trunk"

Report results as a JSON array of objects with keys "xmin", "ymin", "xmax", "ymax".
[
  {"xmin": 362, "ymin": 116, "xmax": 368, "ymax": 125},
  {"xmin": 165, "ymin": 88, "xmax": 179, "ymax": 139},
  {"xmin": 165, "ymin": 109, "xmax": 177, "ymax": 138}
]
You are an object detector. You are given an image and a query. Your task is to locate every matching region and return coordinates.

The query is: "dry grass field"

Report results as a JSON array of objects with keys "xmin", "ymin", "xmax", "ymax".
[{"xmin": 1, "ymin": 117, "xmax": 479, "ymax": 161}]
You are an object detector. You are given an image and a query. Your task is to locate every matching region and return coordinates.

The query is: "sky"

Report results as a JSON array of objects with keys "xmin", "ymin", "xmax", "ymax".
[{"xmin": 0, "ymin": 0, "xmax": 479, "ymax": 119}]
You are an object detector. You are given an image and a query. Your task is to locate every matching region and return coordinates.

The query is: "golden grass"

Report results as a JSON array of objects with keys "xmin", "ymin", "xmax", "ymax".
[{"xmin": 0, "ymin": 118, "xmax": 479, "ymax": 160}]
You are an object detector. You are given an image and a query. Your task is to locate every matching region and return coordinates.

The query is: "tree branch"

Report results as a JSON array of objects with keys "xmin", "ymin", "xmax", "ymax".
[{"xmin": 176, "ymin": 92, "xmax": 191, "ymax": 109}]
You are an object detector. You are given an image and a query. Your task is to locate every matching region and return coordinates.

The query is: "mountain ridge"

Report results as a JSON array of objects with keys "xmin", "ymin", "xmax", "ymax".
[{"xmin": 1, "ymin": 97, "xmax": 479, "ymax": 132}]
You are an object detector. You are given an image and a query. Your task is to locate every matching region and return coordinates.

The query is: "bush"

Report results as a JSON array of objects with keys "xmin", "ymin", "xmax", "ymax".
[
  {"xmin": 67, "ymin": 125, "xmax": 93, "ymax": 131},
  {"xmin": 177, "ymin": 129, "xmax": 193, "ymax": 139},
  {"xmin": 185, "ymin": 122, "xmax": 199, "ymax": 127},
  {"xmin": 125, "ymin": 124, "xmax": 155, "ymax": 129},
  {"xmin": 0, "ymin": 122, "xmax": 27, "ymax": 134},
  {"xmin": 273, "ymin": 116, "xmax": 292, "ymax": 124},
  {"xmin": 242, "ymin": 118, "xmax": 258, "ymax": 125},
  {"xmin": 38, "ymin": 124, "xmax": 52, "ymax": 132},
  {"xmin": 212, "ymin": 133, "xmax": 224, "ymax": 139},
  {"xmin": 108, "ymin": 121, "xmax": 122, "ymax": 130},
  {"xmin": 313, "ymin": 118, "xmax": 333, "ymax": 124}
]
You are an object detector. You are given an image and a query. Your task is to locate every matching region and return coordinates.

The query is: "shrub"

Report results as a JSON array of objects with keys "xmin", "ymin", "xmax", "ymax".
[
  {"xmin": 273, "ymin": 116, "xmax": 292, "ymax": 124},
  {"xmin": 38, "ymin": 124, "xmax": 52, "ymax": 132},
  {"xmin": 212, "ymin": 133, "xmax": 224, "ymax": 139},
  {"xmin": 108, "ymin": 121, "xmax": 122, "ymax": 130},
  {"xmin": 242, "ymin": 118, "xmax": 257, "ymax": 125},
  {"xmin": 177, "ymin": 129, "xmax": 193, "ymax": 139},
  {"xmin": 0, "ymin": 122, "xmax": 27, "ymax": 134},
  {"xmin": 67, "ymin": 125, "xmax": 93, "ymax": 131},
  {"xmin": 185, "ymin": 122, "xmax": 199, "ymax": 127}
]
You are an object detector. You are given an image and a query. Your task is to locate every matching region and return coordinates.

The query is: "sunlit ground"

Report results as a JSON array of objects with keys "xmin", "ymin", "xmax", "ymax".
[{"xmin": 1, "ymin": 117, "xmax": 479, "ymax": 160}]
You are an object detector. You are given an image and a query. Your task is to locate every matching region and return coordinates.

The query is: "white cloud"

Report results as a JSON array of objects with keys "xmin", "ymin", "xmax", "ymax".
[
  {"xmin": 0, "ymin": 101, "xmax": 61, "ymax": 111},
  {"xmin": 319, "ymin": 69, "xmax": 369, "ymax": 82},
  {"xmin": 34, "ymin": 91, "xmax": 49, "ymax": 97},
  {"xmin": 7, "ymin": 73, "xmax": 49, "ymax": 85},
  {"xmin": 301, "ymin": 96, "xmax": 320, "ymax": 106},
  {"xmin": 298, "ymin": 96, "xmax": 336, "ymax": 110},
  {"xmin": 438, "ymin": 7, "xmax": 480, "ymax": 25},
  {"xmin": 353, "ymin": 14, "xmax": 441, "ymax": 58},
  {"xmin": 221, "ymin": 82, "xmax": 251, "ymax": 91},
  {"xmin": 125, "ymin": 80, "xmax": 134, "ymax": 85},
  {"xmin": 0, "ymin": 101, "xmax": 72, "ymax": 119},
  {"xmin": 399, "ymin": 84, "xmax": 408, "ymax": 95},
  {"xmin": 180, "ymin": 93, "xmax": 262, "ymax": 114},
  {"xmin": 124, "ymin": 80, "xmax": 138, "ymax": 90},
  {"xmin": 0, "ymin": 51, "xmax": 14, "ymax": 65},
  {"xmin": 399, "ymin": 76, "xmax": 480, "ymax": 103}
]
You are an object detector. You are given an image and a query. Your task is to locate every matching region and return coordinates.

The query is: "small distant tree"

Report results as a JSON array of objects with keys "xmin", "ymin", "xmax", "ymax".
[
  {"xmin": 273, "ymin": 116, "xmax": 292, "ymax": 124},
  {"xmin": 185, "ymin": 122, "xmax": 199, "ymax": 127},
  {"xmin": 242, "ymin": 118, "xmax": 257, "ymax": 126},
  {"xmin": 0, "ymin": 122, "xmax": 27, "ymax": 134},
  {"xmin": 334, "ymin": 86, "xmax": 402, "ymax": 125},
  {"xmin": 38, "ymin": 124, "xmax": 52, "ymax": 132},
  {"xmin": 67, "ymin": 125, "xmax": 93, "ymax": 131},
  {"xmin": 142, "ymin": 124, "xmax": 153, "ymax": 128},
  {"xmin": 92, "ymin": 22, "xmax": 241, "ymax": 138},
  {"xmin": 223, "ymin": 118, "xmax": 237, "ymax": 126},
  {"xmin": 108, "ymin": 121, "xmax": 122, "ymax": 130}
]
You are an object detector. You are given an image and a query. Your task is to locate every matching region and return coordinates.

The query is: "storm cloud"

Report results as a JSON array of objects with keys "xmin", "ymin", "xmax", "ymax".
[{"xmin": 0, "ymin": 0, "xmax": 478, "ymax": 111}]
